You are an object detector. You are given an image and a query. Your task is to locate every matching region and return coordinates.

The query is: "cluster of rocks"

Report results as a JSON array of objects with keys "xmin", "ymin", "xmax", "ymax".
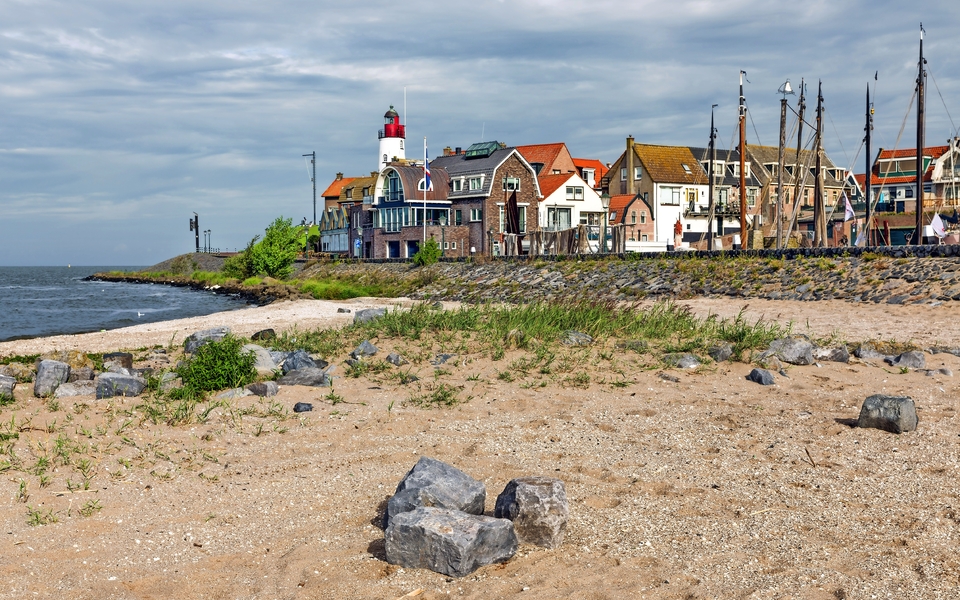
[
  {"xmin": 382, "ymin": 457, "xmax": 569, "ymax": 578},
  {"xmin": 0, "ymin": 350, "xmax": 151, "ymax": 401}
]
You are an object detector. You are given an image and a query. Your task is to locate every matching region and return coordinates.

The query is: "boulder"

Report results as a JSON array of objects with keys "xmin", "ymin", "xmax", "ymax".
[
  {"xmin": 277, "ymin": 368, "xmax": 330, "ymax": 387},
  {"xmin": 336, "ymin": 307, "xmax": 351, "ymax": 313},
  {"xmin": 854, "ymin": 344, "xmax": 890, "ymax": 361},
  {"xmin": 384, "ymin": 507, "xmax": 517, "ymax": 578},
  {"xmin": 813, "ymin": 346, "xmax": 850, "ymax": 363},
  {"xmin": 708, "ymin": 343, "xmax": 734, "ymax": 363},
  {"xmin": 217, "ymin": 388, "xmax": 252, "ymax": 400},
  {"xmin": 857, "ymin": 394, "xmax": 918, "ymax": 434},
  {"xmin": 160, "ymin": 372, "xmax": 182, "ymax": 392},
  {"xmin": 765, "ymin": 338, "xmax": 814, "ymax": 365},
  {"xmin": 561, "ymin": 331, "xmax": 593, "ymax": 347},
  {"xmin": 494, "ymin": 477, "xmax": 569, "ymax": 549},
  {"xmin": 0, "ymin": 375, "xmax": 15, "ymax": 399},
  {"xmin": 0, "ymin": 363, "xmax": 34, "ymax": 382},
  {"xmin": 293, "ymin": 402, "xmax": 313, "ymax": 413},
  {"xmin": 746, "ymin": 368, "xmax": 776, "ymax": 386},
  {"xmin": 386, "ymin": 353, "xmax": 408, "ymax": 367},
  {"xmin": 431, "ymin": 353, "xmax": 456, "ymax": 366},
  {"xmin": 281, "ymin": 350, "xmax": 319, "ymax": 374},
  {"xmin": 351, "ymin": 340, "xmax": 379, "ymax": 359},
  {"xmin": 384, "ymin": 456, "xmax": 486, "ymax": 528},
  {"xmin": 663, "ymin": 353, "xmax": 701, "ymax": 369},
  {"xmin": 354, "ymin": 308, "xmax": 387, "ymax": 324},
  {"xmin": 885, "ymin": 351, "xmax": 926, "ymax": 370},
  {"xmin": 34, "ymin": 360, "xmax": 71, "ymax": 398},
  {"xmin": 184, "ymin": 327, "xmax": 230, "ymax": 354},
  {"xmin": 242, "ymin": 344, "xmax": 278, "ymax": 378},
  {"xmin": 246, "ymin": 381, "xmax": 279, "ymax": 397},
  {"xmin": 41, "ymin": 350, "xmax": 94, "ymax": 371},
  {"xmin": 250, "ymin": 328, "xmax": 276, "ymax": 342},
  {"xmin": 95, "ymin": 372, "xmax": 146, "ymax": 399},
  {"xmin": 54, "ymin": 381, "xmax": 97, "ymax": 398},
  {"xmin": 68, "ymin": 367, "xmax": 95, "ymax": 382},
  {"xmin": 102, "ymin": 352, "xmax": 134, "ymax": 370}
]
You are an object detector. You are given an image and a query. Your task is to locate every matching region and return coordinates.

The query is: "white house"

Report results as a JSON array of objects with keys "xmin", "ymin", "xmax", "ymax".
[{"xmin": 536, "ymin": 172, "xmax": 605, "ymax": 233}]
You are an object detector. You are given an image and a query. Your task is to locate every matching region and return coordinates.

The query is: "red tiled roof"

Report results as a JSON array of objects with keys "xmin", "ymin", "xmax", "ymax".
[
  {"xmin": 572, "ymin": 158, "xmax": 608, "ymax": 183},
  {"xmin": 608, "ymin": 194, "xmax": 638, "ymax": 225},
  {"xmin": 877, "ymin": 145, "xmax": 950, "ymax": 160},
  {"xmin": 516, "ymin": 143, "xmax": 566, "ymax": 170},
  {"xmin": 536, "ymin": 173, "xmax": 575, "ymax": 199},
  {"xmin": 321, "ymin": 176, "xmax": 358, "ymax": 198}
]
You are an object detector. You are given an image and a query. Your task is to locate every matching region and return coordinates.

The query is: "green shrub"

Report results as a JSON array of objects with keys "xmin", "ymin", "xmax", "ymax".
[
  {"xmin": 223, "ymin": 236, "xmax": 259, "ymax": 280},
  {"xmin": 250, "ymin": 217, "xmax": 301, "ymax": 279},
  {"xmin": 169, "ymin": 255, "xmax": 198, "ymax": 275},
  {"xmin": 412, "ymin": 237, "xmax": 442, "ymax": 266},
  {"xmin": 177, "ymin": 335, "xmax": 257, "ymax": 393}
]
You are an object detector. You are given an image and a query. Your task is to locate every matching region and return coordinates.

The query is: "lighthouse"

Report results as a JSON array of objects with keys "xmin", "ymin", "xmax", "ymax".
[{"xmin": 378, "ymin": 105, "xmax": 406, "ymax": 171}]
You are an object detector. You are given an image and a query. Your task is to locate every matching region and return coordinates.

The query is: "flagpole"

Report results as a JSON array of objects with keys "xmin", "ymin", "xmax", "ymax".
[{"xmin": 423, "ymin": 137, "xmax": 427, "ymax": 243}]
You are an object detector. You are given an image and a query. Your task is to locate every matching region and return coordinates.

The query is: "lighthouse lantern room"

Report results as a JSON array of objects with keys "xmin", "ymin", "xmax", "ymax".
[{"xmin": 378, "ymin": 105, "xmax": 406, "ymax": 171}]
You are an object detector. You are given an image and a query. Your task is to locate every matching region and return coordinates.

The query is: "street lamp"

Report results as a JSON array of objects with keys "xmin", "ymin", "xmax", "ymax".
[
  {"xmin": 439, "ymin": 212, "xmax": 447, "ymax": 257},
  {"xmin": 600, "ymin": 192, "xmax": 611, "ymax": 253}
]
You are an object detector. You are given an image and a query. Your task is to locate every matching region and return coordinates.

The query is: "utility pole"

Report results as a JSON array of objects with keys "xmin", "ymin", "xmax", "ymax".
[
  {"xmin": 912, "ymin": 24, "xmax": 927, "ymax": 245},
  {"xmin": 813, "ymin": 81, "xmax": 826, "ymax": 247},
  {"xmin": 707, "ymin": 104, "xmax": 718, "ymax": 251},
  {"xmin": 738, "ymin": 70, "xmax": 748, "ymax": 245},
  {"xmin": 303, "ymin": 152, "xmax": 316, "ymax": 225},
  {"xmin": 865, "ymin": 82, "xmax": 874, "ymax": 246}
]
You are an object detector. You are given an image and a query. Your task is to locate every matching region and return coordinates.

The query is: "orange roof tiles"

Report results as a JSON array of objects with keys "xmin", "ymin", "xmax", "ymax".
[
  {"xmin": 321, "ymin": 176, "xmax": 358, "ymax": 198},
  {"xmin": 516, "ymin": 143, "xmax": 565, "ymax": 170},
  {"xmin": 572, "ymin": 158, "xmax": 608, "ymax": 183},
  {"xmin": 536, "ymin": 173, "xmax": 575, "ymax": 198},
  {"xmin": 608, "ymin": 194, "xmax": 639, "ymax": 225},
  {"xmin": 877, "ymin": 146, "xmax": 950, "ymax": 160}
]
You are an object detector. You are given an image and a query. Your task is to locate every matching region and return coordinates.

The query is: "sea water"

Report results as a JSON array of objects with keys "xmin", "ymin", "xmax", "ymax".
[{"xmin": 0, "ymin": 266, "xmax": 248, "ymax": 342}]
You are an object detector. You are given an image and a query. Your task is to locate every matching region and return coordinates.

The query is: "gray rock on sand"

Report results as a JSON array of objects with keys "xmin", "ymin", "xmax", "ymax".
[
  {"xmin": 494, "ymin": 477, "xmax": 569, "ymax": 549},
  {"xmin": 764, "ymin": 338, "xmax": 814, "ymax": 365},
  {"xmin": 354, "ymin": 308, "xmax": 387, "ymax": 324},
  {"xmin": 68, "ymin": 367, "xmax": 95, "ymax": 382},
  {"xmin": 813, "ymin": 346, "xmax": 850, "ymax": 363},
  {"xmin": 54, "ymin": 381, "xmax": 97, "ymax": 398},
  {"xmin": 0, "ymin": 375, "xmax": 15, "ymax": 399},
  {"xmin": 277, "ymin": 368, "xmax": 330, "ymax": 387},
  {"xmin": 384, "ymin": 456, "xmax": 486, "ymax": 528},
  {"xmin": 96, "ymin": 372, "xmax": 146, "ymax": 399},
  {"xmin": 386, "ymin": 353, "xmax": 408, "ymax": 366},
  {"xmin": 34, "ymin": 360, "xmax": 71, "ymax": 398},
  {"xmin": 663, "ymin": 353, "xmax": 701, "ymax": 369},
  {"xmin": 857, "ymin": 394, "xmax": 918, "ymax": 434},
  {"xmin": 282, "ymin": 350, "xmax": 326, "ymax": 374},
  {"xmin": 885, "ymin": 351, "xmax": 926, "ymax": 370},
  {"xmin": 242, "ymin": 344, "xmax": 278, "ymax": 378},
  {"xmin": 746, "ymin": 368, "xmax": 776, "ymax": 386},
  {"xmin": 854, "ymin": 344, "xmax": 890, "ymax": 361},
  {"xmin": 561, "ymin": 331, "xmax": 593, "ymax": 347},
  {"xmin": 102, "ymin": 352, "xmax": 134, "ymax": 370},
  {"xmin": 184, "ymin": 327, "xmax": 230, "ymax": 354},
  {"xmin": 350, "ymin": 340, "xmax": 378, "ymax": 359},
  {"xmin": 246, "ymin": 381, "xmax": 279, "ymax": 397},
  {"xmin": 708, "ymin": 343, "xmax": 734, "ymax": 363},
  {"xmin": 385, "ymin": 507, "xmax": 518, "ymax": 578}
]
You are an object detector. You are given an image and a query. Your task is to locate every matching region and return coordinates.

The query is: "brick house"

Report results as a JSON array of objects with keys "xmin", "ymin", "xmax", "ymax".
[{"xmin": 430, "ymin": 142, "xmax": 541, "ymax": 255}]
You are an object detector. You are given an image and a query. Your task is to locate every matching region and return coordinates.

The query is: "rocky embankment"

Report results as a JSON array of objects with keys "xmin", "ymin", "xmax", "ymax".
[{"xmin": 317, "ymin": 253, "xmax": 960, "ymax": 306}]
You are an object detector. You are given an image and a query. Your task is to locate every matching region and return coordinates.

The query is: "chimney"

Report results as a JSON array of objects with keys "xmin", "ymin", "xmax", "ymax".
[
  {"xmin": 336, "ymin": 172, "xmax": 343, "ymax": 180},
  {"xmin": 371, "ymin": 171, "xmax": 378, "ymax": 177},
  {"xmin": 455, "ymin": 147, "xmax": 462, "ymax": 155},
  {"xmin": 626, "ymin": 136, "xmax": 636, "ymax": 195},
  {"xmin": 443, "ymin": 146, "xmax": 453, "ymax": 156}
]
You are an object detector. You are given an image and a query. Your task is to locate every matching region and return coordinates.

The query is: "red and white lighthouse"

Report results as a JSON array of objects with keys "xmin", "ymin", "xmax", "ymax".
[{"xmin": 378, "ymin": 105, "xmax": 406, "ymax": 171}]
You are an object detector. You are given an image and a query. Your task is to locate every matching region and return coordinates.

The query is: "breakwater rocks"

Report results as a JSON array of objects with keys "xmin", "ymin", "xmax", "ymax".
[
  {"xmin": 322, "ymin": 251, "xmax": 960, "ymax": 305},
  {"xmin": 87, "ymin": 273, "xmax": 309, "ymax": 306}
]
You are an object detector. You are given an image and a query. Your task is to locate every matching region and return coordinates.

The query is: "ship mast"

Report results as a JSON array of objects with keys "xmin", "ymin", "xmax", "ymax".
[
  {"xmin": 912, "ymin": 24, "xmax": 927, "ymax": 245},
  {"xmin": 865, "ymin": 83, "xmax": 873, "ymax": 246},
  {"xmin": 707, "ymin": 104, "xmax": 718, "ymax": 251},
  {"xmin": 738, "ymin": 70, "xmax": 748, "ymax": 245},
  {"xmin": 813, "ymin": 81, "xmax": 826, "ymax": 246}
]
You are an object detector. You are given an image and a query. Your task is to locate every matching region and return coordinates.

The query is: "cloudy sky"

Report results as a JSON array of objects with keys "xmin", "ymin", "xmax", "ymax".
[{"xmin": 2, "ymin": 0, "xmax": 957, "ymax": 265}]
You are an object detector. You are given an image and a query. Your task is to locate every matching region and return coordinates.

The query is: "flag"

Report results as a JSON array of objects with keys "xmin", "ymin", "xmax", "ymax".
[
  {"xmin": 855, "ymin": 230, "xmax": 866, "ymax": 246},
  {"xmin": 843, "ymin": 193, "xmax": 855, "ymax": 221},
  {"xmin": 423, "ymin": 139, "xmax": 433, "ymax": 192},
  {"xmin": 932, "ymin": 213, "xmax": 946, "ymax": 238}
]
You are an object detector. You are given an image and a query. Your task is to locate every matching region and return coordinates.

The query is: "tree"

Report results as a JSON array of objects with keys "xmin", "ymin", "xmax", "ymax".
[
  {"xmin": 249, "ymin": 217, "xmax": 301, "ymax": 279},
  {"xmin": 412, "ymin": 237, "xmax": 442, "ymax": 266}
]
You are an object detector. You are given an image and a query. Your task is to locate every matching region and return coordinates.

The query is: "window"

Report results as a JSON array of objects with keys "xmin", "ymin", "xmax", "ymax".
[
  {"xmin": 470, "ymin": 208, "xmax": 482, "ymax": 221},
  {"xmin": 687, "ymin": 189, "xmax": 696, "ymax": 204},
  {"xmin": 531, "ymin": 163, "xmax": 544, "ymax": 175},
  {"xmin": 905, "ymin": 187, "xmax": 914, "ymax": 198},
  {"xmin": 620, "ymin": 168, "xmax": 627, "ymax": 181},
  {"xmin": 609, "ymin": 211, "xmax": 617, "ymax": 222},
  {"xmin": 582, "ymin": 168, "xmax": 595, "ymax": 187},
  {"xmin": 417, "ymin": 178, "xmax": 428, "ymax": 191},
  {"xmin": 362, "ymin": 187, "xmax": 370, "ymax": 198},
  {"xmin": 502, "ymin": 177, "xmax": 521, "ymax": 191},
  {"xmin": 641, "ymin": 234, "xmax": 648, "ymax": 241},
  {"xmin": 682, "ymin": 163, "xmax": 692, "ymax": 175},
  {"xmin": 565, "ymin": 186, "xmax": 584, "ymax": 200},
  {"xmin": 580, "ymin": 212, "xmax": 601, "ymax": 226},
  {"xmin": 452, "ymin": 179, "xmax": 462, "ymax": 192},
  {"xmin": 713, "ymin": 162, "xmax": 725, "ymax": 176},
  {"xmin": 747, "ymin": 188, "xmax": 757, "ymax": 208},
  {"xmin": 634, "ymin": 166, "xmax": 642, "ymax": 180},
  {"xmin": 631, "ymin": 210, "xmax": 637, "ymax": 224},
  {"xmin": 455, "ymin": 209, "xmax": 462, "ymax": 226},
  {"xmin": 344, "ymin": 188, "xmax": 353, "ymax": 199},
  {"xmin": 386, "ymin": 171, "xmax": 404, "ymax": 202},
  {"xmin": 640, "ymin": 211, "xmax": 646, "ymax": 224},
  {"xmin": 661, "ymin": 187, "xmax": 681, "ymax": 205},
  {"xmin": 443, "ymin": 242, "xmax": 449, "ymax": 250},
  {"xmin": 547, "ymin": 207, "xmax": 572, "ymax": 230},
  {"xmin": 743, "ymin": 163, "xmax": 751, "ymax": 178},
  {"xmin": 552, "ymin": 169, "xmax": 561, "ymax": 174},
  {"xmin": 469, "ymin": 176, "xmax": 483, "ymax": 191},
  {"xmin": 498, "ymin": 205, "xmax": 527, "ymax": 233}
]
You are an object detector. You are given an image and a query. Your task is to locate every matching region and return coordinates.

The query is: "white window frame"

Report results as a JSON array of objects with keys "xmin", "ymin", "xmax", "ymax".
[
  {"xmin": 634, "ymin": 166, "xmax": 642, "ymax": 180},
  {"xmin": 502, "ymin": 177, "xmax": 521, "ymax": 192},
  {"xmin": 469, "ymin": 176, "xmax": 483, "ymax": 191},
  {"xmin": 565, "ymin": 186, "xmax": 584, "ymax": 200},
  {"xmin": 452, "ymin": 179, "xmax": 463, "ymax": 192},
  {"xmin": 620, "ymin": 168, "xmax": 627, "ymax": 181},
  {"xmin": 470, "ymin": 208, "xmax": 482, "ymax": 222}
]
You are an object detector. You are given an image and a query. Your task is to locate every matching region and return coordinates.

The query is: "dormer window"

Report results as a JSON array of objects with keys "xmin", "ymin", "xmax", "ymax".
[
  {"xmin": 452, "ymin": 178, "xmax": 463, "ymax": 192},
  {"xmin": 681, "ymin": 164, "xmax": 692, "ymax": 175},
  {"xmin": 469, "ymin": 176, "xmax": 483, "ymax": 191}
]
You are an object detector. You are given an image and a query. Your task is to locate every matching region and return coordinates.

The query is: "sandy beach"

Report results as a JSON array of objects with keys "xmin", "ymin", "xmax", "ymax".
[{"xmin": 2, "ymin": 296, "xmax": 959, "ymax": 598}]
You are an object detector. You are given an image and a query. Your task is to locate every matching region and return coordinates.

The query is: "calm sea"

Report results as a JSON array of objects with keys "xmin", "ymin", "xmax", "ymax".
[{"xmin": 0, "ymin": 266, "xmax": 248, "ymax": 342}]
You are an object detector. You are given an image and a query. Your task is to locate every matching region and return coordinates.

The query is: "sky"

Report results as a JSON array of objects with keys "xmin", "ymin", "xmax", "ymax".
[{"xmin": 2, "ymin": 0, "xmax": 959, "ymax": 266}]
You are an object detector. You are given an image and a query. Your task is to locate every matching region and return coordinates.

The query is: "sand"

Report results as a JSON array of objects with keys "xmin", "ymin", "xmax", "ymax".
[{"xmin": 2, "ymin": 297, "xmax": 960, "ymax": 599}]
